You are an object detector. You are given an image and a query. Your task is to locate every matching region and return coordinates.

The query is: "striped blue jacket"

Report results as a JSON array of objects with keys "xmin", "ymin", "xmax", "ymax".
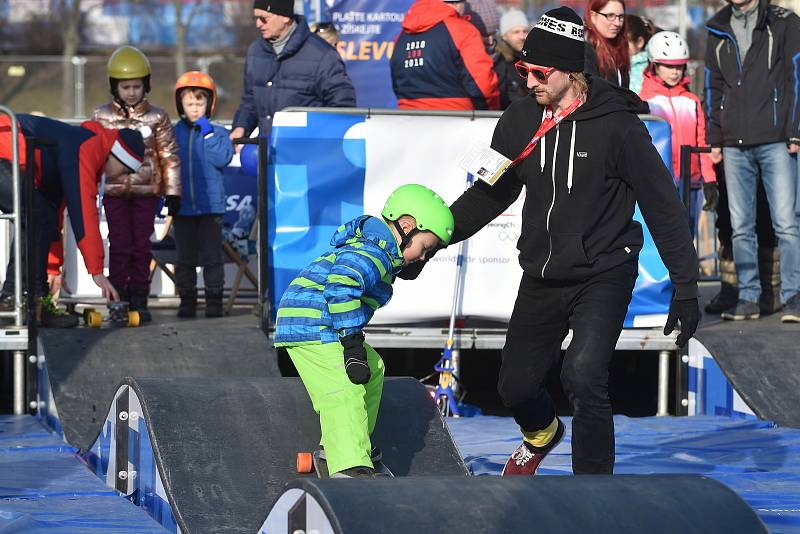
[{"xmin": 274, "ymin": 215, "xmax": 404, "ymax": 346}]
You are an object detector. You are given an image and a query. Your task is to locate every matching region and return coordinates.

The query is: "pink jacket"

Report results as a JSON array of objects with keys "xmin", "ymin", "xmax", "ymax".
[{"xmin": 639, "ymin": 68, "xmax": 715, "ymax": 187}]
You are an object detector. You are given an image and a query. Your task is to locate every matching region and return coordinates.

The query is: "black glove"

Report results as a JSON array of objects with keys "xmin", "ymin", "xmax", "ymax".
[
  {"xmin": 165, "ymin": 195, "xmax": 181, "ymax": 217},
  {"xmin": 341, "ymin": 332, "xmax": 369, "ymax": 384},
  {"xmin": 702, "ymin": 182, "xmax": 719, "ymax": 212},
  {"xmin": 664, "ymin": 297, "xmax": 700, "ymax": 348}
]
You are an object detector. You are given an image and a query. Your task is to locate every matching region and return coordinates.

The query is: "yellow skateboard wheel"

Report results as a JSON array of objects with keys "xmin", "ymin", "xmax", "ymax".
[
  {"xmin": 128, "ymin": 311, "xmax": 140, "ymax": 327},
  {"xmin": 86, "ymin": 311, "xmax": 102, "ymax": 328}
]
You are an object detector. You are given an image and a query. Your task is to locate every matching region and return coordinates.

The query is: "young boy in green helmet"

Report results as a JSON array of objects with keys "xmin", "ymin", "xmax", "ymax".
[{"xmin": 274, "ymin": 184, "xmax": 454, "ymax": 478}]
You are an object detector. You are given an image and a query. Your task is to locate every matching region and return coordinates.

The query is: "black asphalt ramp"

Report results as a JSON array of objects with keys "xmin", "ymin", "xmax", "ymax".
[
  {"xmin": 694, "ymin": 314, "xmax": 800, "ymax": 428},
  {"xmin": 123, "ymin": 376, "xmax": 466, "ymax": 534},
  {"xmin": 265, "ymin": 475, "xmax": 767, "ymax": 534},
  {"xmin": 39, "ymin": 312, "xmax": 279, "ymax": 449}
]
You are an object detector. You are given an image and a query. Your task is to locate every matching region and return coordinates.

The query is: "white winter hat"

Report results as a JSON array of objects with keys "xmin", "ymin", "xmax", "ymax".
[{"xmin": 500, "ymin": 9, "xmax": 529, "ymax": 36}]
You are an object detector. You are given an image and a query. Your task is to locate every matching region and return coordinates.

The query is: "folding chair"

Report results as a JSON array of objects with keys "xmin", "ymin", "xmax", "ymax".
[
  {"xmin": 221, "ymin": 218, "xmax": 258, "ymax": 315},
  {"xmin": 150, "ymin": 216, "xmax": 177, "ymax": 284},
  {"xmin": 149, "ymin": 215, "xmax": 258, "ymax": 314}
]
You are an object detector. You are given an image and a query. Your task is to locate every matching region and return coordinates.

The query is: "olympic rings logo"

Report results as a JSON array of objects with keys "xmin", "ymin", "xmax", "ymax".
[{"xmin": 497, "ymin": 232, "xmax": 519, "ymax": 242}]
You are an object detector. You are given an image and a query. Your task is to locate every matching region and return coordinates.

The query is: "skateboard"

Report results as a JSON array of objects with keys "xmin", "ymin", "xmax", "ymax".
[
  {"xmin": 296, "ymin": 447, "xmax": 394, "ymax": 478},
  {"xmin": 79, "ymin": 301, "xmax": 140, "ymax": 328}
]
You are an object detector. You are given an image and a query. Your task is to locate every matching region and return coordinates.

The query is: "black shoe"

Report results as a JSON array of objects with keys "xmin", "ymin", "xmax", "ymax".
[
  {"xmin": 721, "ymin": 299, "xmax": 760, "ymax": 321},
  {"xmin": 759, "ymin": 288, "xmax": 782, "ymax": 315},
  {"xmin": 781, "ymin": 294, "xmax": 800, "ymax": 323},
  {"xmin": 705, "ymin": 283, "xmax": 739, "ymax": 314},
  {"xmin": 127, "ymin": 285, "xmax": 152, "ymax": 322},
  {"xmin": 204, "ymin": 289, "xmax": 223, "ymax": 318},
  {"xmin": 177, "ymin": 289, "xmax": 197, "ymax": 318},
  {"xmin": 39, "ymin": 295, "xmax": 78, "ymax": 328},
  {"xmin": 0, "ymin": 292, "xmax": 14, "ymax": 312},
  {"xmin": 331, "ymin": 466, "xmax": 377, "ymax": 478},
  {"xmin": 0, "ymin": 293, "xmax": 15, "ymax": 323}
]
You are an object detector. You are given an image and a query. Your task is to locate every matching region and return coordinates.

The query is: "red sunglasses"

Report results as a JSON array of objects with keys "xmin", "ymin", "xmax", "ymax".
[{"xmin": 514, "ymin": 61, "xmax": 557, "ymax": 82}]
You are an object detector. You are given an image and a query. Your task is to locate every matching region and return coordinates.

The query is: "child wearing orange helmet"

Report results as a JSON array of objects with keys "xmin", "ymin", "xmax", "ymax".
[{"xmin": 172, "ymin": 71, "xmax": 234, "ymax": 318}]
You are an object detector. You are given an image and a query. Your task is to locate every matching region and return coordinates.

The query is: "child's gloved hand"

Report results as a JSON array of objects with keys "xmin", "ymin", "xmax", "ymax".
[
  {"xmin": 195, "ymin": 116, "xmax": 213, "ymax": 136},
  {"xmin": 340, "ymin": 332, "xmax": 370, "ymax": 384}
]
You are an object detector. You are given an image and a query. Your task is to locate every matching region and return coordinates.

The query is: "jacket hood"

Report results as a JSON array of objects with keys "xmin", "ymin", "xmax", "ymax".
[
  {"xmin": 641, "ymin": 67, "xmax": 691, "ymax": 96},
  {"xmin": 570, "ymin": 75, "xmax": 649, "ymax": 121},
  {"xmin": 260, "ymin": 15, "xmax": 311, "ymax": 57},
  {"xmin": 331, "ymin": 215, "xmax": 403, "ymax": 268},
  {"xmin": 631, "ymin": 50, "xmax": 649, "ymax": 68},
  {"xmin": 497, "ymin": 39, "xmax": 522, "ymax": 63},
  {"xmin": 706, "ymin": 0, "xmax": 768, "ymax": 32},
  {"xmin": 402, "ymin": 0, "xmax": 458, "ymax": 33}
]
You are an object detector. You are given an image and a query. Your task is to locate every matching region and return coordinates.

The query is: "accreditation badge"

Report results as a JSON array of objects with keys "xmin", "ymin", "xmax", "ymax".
[{"xmin": 458, "ymin": 144, "xmax": 512, "ymax": 185}]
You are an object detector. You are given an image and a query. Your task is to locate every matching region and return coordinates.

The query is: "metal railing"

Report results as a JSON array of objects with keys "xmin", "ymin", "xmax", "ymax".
[{"xmin": 0, "ymin": 106, "xmax": 28, "ymax": 414}]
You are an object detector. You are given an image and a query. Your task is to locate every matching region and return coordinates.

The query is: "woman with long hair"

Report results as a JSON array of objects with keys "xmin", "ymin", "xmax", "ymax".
[{"xmin": 584, "ymin": 0, "xmax": 630, "ymax": 88}]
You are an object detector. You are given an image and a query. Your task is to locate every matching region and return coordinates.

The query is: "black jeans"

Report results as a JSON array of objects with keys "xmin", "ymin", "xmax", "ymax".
[
  {"xmin": 0, "ymin": 158, "xmax": 57, "ymax": 297},
  {"xmin": 173, "ymin": 215, "xmax": 224, "ymax": 293},
  {"xmin": 498, "ymin": 261, "xmax": 638, "ymax": 474}
]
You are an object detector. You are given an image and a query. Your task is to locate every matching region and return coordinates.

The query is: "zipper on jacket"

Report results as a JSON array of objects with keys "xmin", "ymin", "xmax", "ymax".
[
  {"xmin": 767, "ymin": 26, "xmax": 773, "ymax": 69},
  {"xmin": 541, "ymin": 124, "xmax": 561, "ymax": 278},
  {"xmin": 706, "ymin": 26, "xmax": 743, "ymax": 77},
  {"xmin": 188, "ymin": 127, "xmax": 197, "ymax": 212},
  {"xmin": 773, "ymin": 88, "xmax": 778, "ymax": 127}
]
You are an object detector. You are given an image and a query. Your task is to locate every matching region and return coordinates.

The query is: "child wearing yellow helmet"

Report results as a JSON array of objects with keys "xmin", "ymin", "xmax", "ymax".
[
  {"xmin": 92, "ymin": 45, "xmax": 182, "ymax": 322},
  {"xmin": 274, "ymin": 184, "xmax": 453, "ymax": 478}
]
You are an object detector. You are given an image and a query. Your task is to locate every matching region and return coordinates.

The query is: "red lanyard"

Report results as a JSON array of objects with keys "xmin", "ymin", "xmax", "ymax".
[{"xmin": 511, "ymin": 96, "xmax": 584, "ymax": 168}]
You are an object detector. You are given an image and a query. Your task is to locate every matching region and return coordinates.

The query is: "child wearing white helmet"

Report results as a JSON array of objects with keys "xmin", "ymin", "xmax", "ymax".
[{"xmin": 639, "ymin": 31, "xmax": 717, "ymax": 237}]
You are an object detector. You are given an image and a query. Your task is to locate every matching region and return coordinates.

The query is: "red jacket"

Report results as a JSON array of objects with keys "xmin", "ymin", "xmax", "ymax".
[
  {"xmin": 639, "ymin": 68, "xmax": 715, "ymax": 187},
  {"xmin": 390, "ymin": 0, "xmax": 500, "ymax": 110},
  {"xmin": 0, "ymin": 115, "xmax": 27, "ymax": 170},
  {"xmin": 0, "ymin": 116, "xmax": 122, "ymax": 275}
]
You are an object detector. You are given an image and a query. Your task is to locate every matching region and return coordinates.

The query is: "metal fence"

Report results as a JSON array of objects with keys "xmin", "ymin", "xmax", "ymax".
[{"xmin": 0, "ymin": 55, "xmax": 247, "ymax": 120}]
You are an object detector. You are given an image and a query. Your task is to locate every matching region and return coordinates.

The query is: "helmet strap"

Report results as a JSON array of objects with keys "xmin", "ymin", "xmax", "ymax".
[{"xmin": 391, "ymin": 219, "xmax": 418, "ymax": 252}]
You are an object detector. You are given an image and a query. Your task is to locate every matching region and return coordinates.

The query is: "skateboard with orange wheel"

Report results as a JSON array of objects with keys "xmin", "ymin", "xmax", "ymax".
[
  {"xmin": 82, "ymin": 301, "xmax": 140, "ymax": 328},
  {"xmin": 296, "ymin": 447, "xmax": 394, "ymax": 478}
]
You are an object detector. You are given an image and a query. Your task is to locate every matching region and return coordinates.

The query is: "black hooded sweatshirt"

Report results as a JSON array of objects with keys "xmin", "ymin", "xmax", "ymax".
[{"xmin": 450, "ymin": 76, "xmax": 699, "ymax": 300}]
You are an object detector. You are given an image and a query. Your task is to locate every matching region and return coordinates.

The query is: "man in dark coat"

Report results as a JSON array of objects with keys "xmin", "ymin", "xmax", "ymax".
[{"xmin": 230, "ymin": 0, "xmax": 356, "ymax": 143}]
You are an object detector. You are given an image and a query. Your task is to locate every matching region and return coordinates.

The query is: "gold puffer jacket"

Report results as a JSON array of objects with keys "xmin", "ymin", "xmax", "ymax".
[{"xmin": 92, "ymin": 98, "xmax": 181, "ymax": 198}]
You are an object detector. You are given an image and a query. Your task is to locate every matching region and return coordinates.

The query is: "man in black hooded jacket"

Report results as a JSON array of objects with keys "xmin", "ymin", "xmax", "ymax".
[{"xmin": 449, "ymin": 7, "xmax": 700, "ymax": 475}]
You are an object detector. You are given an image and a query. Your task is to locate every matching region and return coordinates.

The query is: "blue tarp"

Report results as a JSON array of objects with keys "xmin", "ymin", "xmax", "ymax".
[
  {"xmin": 0, "ymin": 416, "xmax": 166, "ymax": 533},
  {"xmin": 4, "ymin": 414, "xmax": 799, "ymax": 532},
  {"xmin": 448, "ymin": 415, "xmax": 800, "ymax": 534}
]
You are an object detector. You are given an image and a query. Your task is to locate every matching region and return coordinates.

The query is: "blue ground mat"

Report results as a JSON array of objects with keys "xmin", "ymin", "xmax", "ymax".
[
  {"xmin": 448, "ymin": 415, "xmax": 800, "ymax": 534},
  {"xmin": 0, "ymin": 416, "xmax": 166, "ymax": 533}
]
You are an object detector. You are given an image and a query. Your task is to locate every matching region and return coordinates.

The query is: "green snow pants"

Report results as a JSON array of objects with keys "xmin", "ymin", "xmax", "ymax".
[{"xmin": 286, "ymin": 340, "xmax": 384, "ymax": 474}]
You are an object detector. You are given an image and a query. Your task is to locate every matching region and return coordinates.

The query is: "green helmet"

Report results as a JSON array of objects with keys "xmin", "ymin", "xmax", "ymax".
[
  {"xmin": 107, "ymin": 45, "xmax": 151, "ymax": 80},
  {"xmin": 381, "ymin": 184, "xmax": 454, "ymax": 246}
]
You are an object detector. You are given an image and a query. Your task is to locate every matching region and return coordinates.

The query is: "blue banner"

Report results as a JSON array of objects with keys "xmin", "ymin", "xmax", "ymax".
[
  {"xmin": 326, "ymin": 0, "xmax": 414, "ymax": 108},
  {"xmin": 267, "ymin": 111, "xmax": 676, "ymax": 326}
]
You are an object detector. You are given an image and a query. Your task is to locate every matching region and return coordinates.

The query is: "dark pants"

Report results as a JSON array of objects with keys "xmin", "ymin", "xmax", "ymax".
[
  {"xmin": 498, "ymin": 261, "xmax": 638, "ymax": 474},
  {"xmin": 0, "ymin": 158, "xmax": 57, "ymax": 297},
  {"xmin": 173, "ymin": 215, "xmax": 224, "ymax": 292},
  {"xmin": 103, "ymin": 196, "xmax": 159, "ymax": 290}
]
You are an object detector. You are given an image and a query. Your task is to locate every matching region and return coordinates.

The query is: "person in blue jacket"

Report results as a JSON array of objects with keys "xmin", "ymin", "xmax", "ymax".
[
  {"xmin": 228, "ymin": 0, "xmax": 356, "ymax": 145},
  {"xmin": 172, "ymin": 71, "xmax": 234, "ymax": 318}
]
